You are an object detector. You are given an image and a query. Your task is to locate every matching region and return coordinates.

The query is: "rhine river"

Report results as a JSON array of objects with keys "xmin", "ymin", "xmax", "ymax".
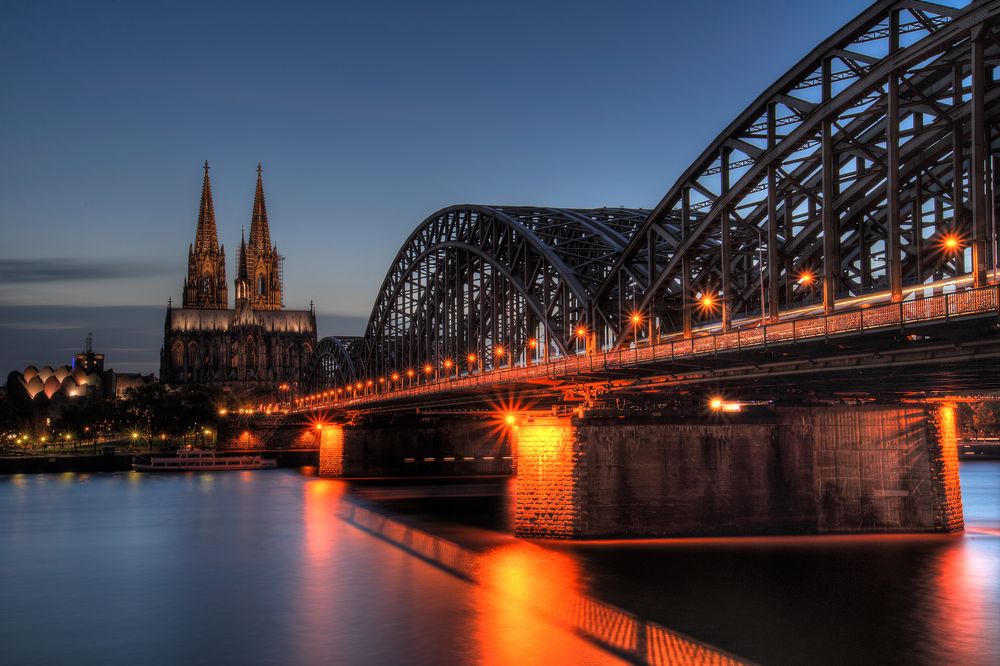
[{"xmin": 1, "ymin": 462, "xmax": 997, "ymax": 665}]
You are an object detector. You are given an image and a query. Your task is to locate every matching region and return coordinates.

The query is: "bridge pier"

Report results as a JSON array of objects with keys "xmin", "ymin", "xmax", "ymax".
[
  {"xmin": 316, "ymin": 404, "xmax": 963, "ymax": 539},
  {"xmin": 318, "ymin": 418, "xmax": 514, "ymax": 477},
  {"xmin": 512, "ymin": 404, "xmax": 963, "ymax": 539}
]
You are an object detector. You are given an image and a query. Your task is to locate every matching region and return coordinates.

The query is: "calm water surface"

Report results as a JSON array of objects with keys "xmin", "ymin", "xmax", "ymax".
[{"xmin": 1, "ymin": 463, "xmax": 997, "ymax": 665}]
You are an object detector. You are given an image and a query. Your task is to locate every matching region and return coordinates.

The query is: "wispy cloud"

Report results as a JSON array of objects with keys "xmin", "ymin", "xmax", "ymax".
[
  {"xmin": 0, "ymin": 258, "xmax": 174, "ymax": 284},
  {"xmin": 0, "ymin": 322, "xmax": 83, "ymax": 331}
]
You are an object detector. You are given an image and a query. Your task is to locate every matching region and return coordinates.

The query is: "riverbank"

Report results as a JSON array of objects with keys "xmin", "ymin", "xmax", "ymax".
[{"xmin": 0, "ymin": 449, "xmax": 318, "ymax": 474}]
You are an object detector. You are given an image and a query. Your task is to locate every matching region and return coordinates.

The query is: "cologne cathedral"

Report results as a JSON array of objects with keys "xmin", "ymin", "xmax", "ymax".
[{"xmin": 160, "ymin": 163, "xmax": 317, "ymax": 388}]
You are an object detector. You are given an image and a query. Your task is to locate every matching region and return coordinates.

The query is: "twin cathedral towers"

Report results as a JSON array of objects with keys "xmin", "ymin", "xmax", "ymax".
[
  {"xmin": 184, "ymin": 161, "xmax": 283, "ymax": 311},
  {"xmin": 161, "ymin": 163, "xmax": 317, "ymax": 388}
]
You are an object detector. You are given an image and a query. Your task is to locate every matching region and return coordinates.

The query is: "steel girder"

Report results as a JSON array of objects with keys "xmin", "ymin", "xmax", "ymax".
[
  {"xmin": 361, "ymin": 205, "xmax": 647, "ymax": 379},
  {"xmin": 593, "ymin": 0, "xmax": 1000, "ymax": 349},
  {"xmin": 305, "ymin": 336, "xmax": 363, "ymax": 391}
]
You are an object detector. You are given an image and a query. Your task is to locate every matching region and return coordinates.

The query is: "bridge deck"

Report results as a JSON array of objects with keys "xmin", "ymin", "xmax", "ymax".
[{"xmin": 299, "ymin": 283, "xmax": 1000, "ymax": 413}]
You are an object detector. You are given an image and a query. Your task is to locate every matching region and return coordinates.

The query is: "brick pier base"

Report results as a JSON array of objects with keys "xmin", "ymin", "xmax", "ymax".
[{"xmin": 512, "ymin": 405, "xmax": 964, "ymax": 539}]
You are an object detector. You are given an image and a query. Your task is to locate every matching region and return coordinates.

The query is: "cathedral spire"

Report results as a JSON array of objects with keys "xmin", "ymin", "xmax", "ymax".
[
  {"xmin": 183, "ymin": 161, "xmax": 228, "ymax": 309},
  {"xmin": 194, "ymin": 160, "xmax": 219, "ymax": 252},
  {"xmin": 238, "ymin": 226, "xmax": 249, "ymax": 281},
  {"xmin": 249, "ymin": 163, "xmax": 271, "ymax": 250},
  {"xmin": 235, "ymin": 226, "xmax": 250, "ymax": 305}
]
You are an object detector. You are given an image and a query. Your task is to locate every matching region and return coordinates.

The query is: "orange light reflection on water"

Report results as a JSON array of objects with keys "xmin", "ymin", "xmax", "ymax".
[
  {"xmin": 928, "ymin": 538, "xmax": 999, "ymax": 664},
  {"xmin": 473, "ymin": 543, "xmax": 622, "ymax": 665}
]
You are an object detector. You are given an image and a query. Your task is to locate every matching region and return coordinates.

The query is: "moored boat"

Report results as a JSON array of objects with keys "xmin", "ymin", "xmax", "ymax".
[{"xmin": 132, "ymin": 449, "xmax": 277, "ymax": 472}]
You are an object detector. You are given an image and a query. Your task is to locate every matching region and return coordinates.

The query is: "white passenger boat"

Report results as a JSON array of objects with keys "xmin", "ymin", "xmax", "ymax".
[{"xmin": 132, "ymin": 449, "xmax": 278, "ymax": 472}]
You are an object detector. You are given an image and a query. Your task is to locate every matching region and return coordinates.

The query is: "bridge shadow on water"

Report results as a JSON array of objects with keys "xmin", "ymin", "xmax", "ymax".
[
  {"xmin": 338, "ymin": 478, "xmax": 750, "ymax": 666},
  {"xmin": 340, "ymin": 477, "xmax": 763, "ymax": 664}
]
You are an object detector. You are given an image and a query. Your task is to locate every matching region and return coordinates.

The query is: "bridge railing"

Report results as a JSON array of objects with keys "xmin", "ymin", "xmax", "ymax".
[{"xmin": 302, "ymin": 283, "xmax": 999, "ymax": 411}]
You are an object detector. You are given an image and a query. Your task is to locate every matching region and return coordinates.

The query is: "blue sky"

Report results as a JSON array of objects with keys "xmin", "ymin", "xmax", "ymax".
[{"xmin": 0, "ymin": 0, "xmax": 943, "ymax": 373}]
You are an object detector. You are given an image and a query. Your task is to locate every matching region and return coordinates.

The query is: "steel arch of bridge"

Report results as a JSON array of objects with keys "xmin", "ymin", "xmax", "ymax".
[
  {"xmin": 593, "ymin": 0, "xmax": 1000, "ymax": 349},
  {"xmin": 305, "ymin": 336, "xmax": 363, "ymax": 391},
  {"xmin": 360, "ymin": 205, "xmax": 647, "ymax": 379},
  {"xmin": 303, "ymin": 0, "xmax": 1000, "ymax": 395}
]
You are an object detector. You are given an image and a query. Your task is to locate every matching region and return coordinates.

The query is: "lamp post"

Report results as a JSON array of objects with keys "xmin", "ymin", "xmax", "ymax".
[
  {"xmin": 493, "ymin": 345, "xmax": 507, "ymax": 370},
  {"xmin": 757, "ymin": 228, "xmax": 767, "ymax": 326}
]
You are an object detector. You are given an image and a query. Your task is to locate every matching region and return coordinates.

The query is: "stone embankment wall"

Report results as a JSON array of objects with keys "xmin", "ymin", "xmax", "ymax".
[{"xmin": 514, "ymin": 405, "xmax": 963, "ymax": 539}]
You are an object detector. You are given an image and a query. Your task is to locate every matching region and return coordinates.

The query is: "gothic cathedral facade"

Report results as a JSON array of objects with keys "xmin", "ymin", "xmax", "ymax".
[{"xmin": 160, "ymin": 163, "xmax": 317, "ymax": 388}]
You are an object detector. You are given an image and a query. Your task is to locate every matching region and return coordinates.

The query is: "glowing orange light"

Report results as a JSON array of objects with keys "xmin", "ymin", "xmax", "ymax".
[
  {"xmin": 709, "ymin": 397, "xmax": 723, "ymax": 411},
  {"xmin": 528, "ymin": 338, "xmax": 538, "ymax": 350},
  {"xmin": 941, "ymin": 233, "xmax": 962, "ymax": 252},
  {"xmin": 355, "ymin": 382, "xmax": 362, "ymax": 390},
  {"xmin": 378, "ymin": 377, "xmax": 385, "ymax": 384},
  {"xmin": 798, "ymin": 270, "xmax": 815, "ymax": 286},
  {"xmin": 391, "ymin": 372, "xmax": 400, "ymax": 381},
  {"xmin": 443, "ymin": 359, "xmax": 453, "ymax": 369},
  {"xmin": 218, "ymin": 408, "xmax": 228, "ymax": 416},
  {"xmin": 494, "ymin": 346, "xmax": 505, "ymax": 357},
  {"xmin": 629, "ymin": 312, "xmax": 643, "ymax": 326},
  {"xmin": 423, "ymin": 363, "xmax": 433, "ymax": 374},
  {"xmin": 366, "ymin": 379, "xmax": 373, "ymax": 387},
  {"xmin": 575, "ymin": 325, "xmax": 587, "ymax": 338},
  {"xmin": 406, "ymin": 369, "xmax": 415, "ymax": 378},
  {"xmin": 505, "ymin": 414, "xmax": 516, "ymax": 425},
  {"xmin": 468, "ymin": 353, "xmax": 477, "ymax": 363},
  {"xmin": 698, "ymin": 293, "xmax": 716, "ymax": 310}
]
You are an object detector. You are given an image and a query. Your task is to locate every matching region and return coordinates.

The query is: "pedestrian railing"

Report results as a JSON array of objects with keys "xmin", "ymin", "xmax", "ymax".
[{"xmin": 301, "ymin": 283, "xmax": 1000, "ymax": 411}]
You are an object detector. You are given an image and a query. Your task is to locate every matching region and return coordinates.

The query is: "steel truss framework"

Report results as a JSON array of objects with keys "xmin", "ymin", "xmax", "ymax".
[
  {"xmin": 305, "ymin": 336, "xmax": 363, "ymax": 390},
  {"xmin": 360, "ymin": 206, "xmax": 647, "ymax": 379},
  {"xmin": 305, "ymin": 0, "xmax": 1000, "ymax": 391},
  {"xmin": 594, "ymin": 0, "xmax": 1000, "ymax": 348}
]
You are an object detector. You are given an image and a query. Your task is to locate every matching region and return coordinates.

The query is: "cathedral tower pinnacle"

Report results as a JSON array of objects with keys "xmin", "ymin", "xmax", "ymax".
[
  {"xmin": 183, "ymin": 161, "xmax": 228, "ymax": 308},
  {"xmin": 237, "ymin": 164, "xmax": 283, "ymax": 310}
]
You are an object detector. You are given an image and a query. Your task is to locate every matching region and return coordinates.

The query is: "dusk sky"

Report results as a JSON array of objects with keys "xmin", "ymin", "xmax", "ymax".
[{"xmin": 1, "ymin": 0, "xmax": 946, "ymax": 374}]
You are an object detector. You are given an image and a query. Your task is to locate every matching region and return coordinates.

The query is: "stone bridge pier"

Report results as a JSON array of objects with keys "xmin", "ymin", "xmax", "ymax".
[
  {"xmin": 318, "ymin": 417, "xmax": 514, "ymax": 478},
  {"xmin": 319, "ymin": 403, "xmax": 963, "ymax": 539}
]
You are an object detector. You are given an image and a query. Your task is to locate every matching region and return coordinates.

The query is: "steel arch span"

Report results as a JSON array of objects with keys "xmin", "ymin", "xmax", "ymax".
[
  {"xmin": 594, "ymin": 0, "xmax": 1000, "ymax": 349},
  {"xmin": 305, "ymin": 336, "xmax": 363, "ymax": 392},
  {"xmin": 360, "ymin": 205, "xmax": 647, "ymax": 379}
]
